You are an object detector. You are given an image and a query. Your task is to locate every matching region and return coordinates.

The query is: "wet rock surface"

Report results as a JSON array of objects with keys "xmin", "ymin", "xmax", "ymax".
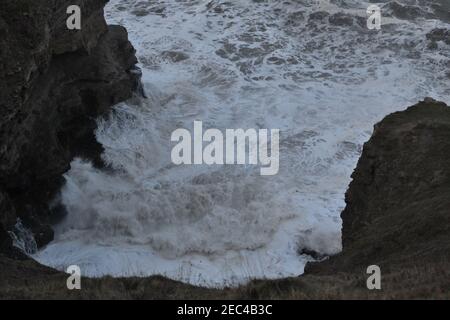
[
  {"xmin": 0, "ymin": 0, "xmax": 139, "ymax": 249},
  {"xmin": 306, "ymin": 99, "xmax": 450, "ymax": 281}
]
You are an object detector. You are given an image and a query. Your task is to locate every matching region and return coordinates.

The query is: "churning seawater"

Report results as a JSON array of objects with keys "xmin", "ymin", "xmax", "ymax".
[{"xmin": 34, "ymin": 0, "xmax": 450, "ymax": 287}]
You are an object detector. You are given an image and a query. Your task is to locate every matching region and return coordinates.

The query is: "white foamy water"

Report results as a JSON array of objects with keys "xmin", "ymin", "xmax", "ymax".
[{"xmin": 34, "ymin": 0, "xmax": 450, "ymax": 287}]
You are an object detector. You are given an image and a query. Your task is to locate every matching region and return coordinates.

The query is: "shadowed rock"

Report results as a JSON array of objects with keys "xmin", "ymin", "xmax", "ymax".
[
  {"xmin": 0, "ymin": 0, "xmax": 139, "ymax": 248},
  {"xmin": 307, "ymin": 98, "xmax": 450, "ymax": 281}
]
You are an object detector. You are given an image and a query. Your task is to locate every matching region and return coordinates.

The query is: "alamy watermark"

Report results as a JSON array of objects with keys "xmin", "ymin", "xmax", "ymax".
[
  {"xmin": 366, "ymin": 265, "xmax": 381, "ymax": 290},
  {"xmin": 367, "ymin": 5, "xmax": 382, "ymax": 30},
  {"xmin": 171, "ymin": 121, "xmax": 280, "ymax": 176},
  {"xmin": 66, "ymin": 4, "xmax": 382, "ymax": 31},
  {"xmin": 66, "ymin": 5, "xmax": 81, "ymax": 30},
  {"xmin": 66, "ymin": 265, "xmax": 81, "ymax": 290}
]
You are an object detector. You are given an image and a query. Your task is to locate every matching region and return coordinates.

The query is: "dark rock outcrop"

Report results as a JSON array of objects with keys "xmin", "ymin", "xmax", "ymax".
[
  {"xmin": 306, "ymin": 98, "xmax": 450, "ymax": 284},
  {"xmin": 0, "ymin": 0, "xmax": 139, "ymax": 250},
  {"xmin": 240, "ymin": 98, "xmax": 449, "ymax": 299}
]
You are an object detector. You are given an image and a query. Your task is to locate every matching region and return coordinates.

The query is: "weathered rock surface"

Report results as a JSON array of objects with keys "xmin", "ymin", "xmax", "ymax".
[
  {"xmin": 0, "ymin": 0, "xmax": 139, "ymax": 250},
  {"xmin": 307, "ymin": 99, "xmax": 450, "ymax": 274}
]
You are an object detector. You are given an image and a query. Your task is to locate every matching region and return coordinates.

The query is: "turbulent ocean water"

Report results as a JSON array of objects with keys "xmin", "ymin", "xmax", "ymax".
[{"xmin": 34, "ymin": 0, "xmax": 450, "ymax": 287}]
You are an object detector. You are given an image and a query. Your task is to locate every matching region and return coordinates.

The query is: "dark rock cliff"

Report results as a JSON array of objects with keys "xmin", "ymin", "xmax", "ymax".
[
  {"xmin": 244, "ymin": 99, "xmax": 449, "ymax": 298},
  {"xmin": 306, "ymin": 98, "xmax": 450, "ymax": 286},
  {"xmin": 0, "ymin": 0, "xmax": 139, "ymax": 251}
]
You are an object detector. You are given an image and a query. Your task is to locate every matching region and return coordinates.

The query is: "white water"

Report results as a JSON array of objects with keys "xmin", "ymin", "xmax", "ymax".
[{"xmin": 34, "ymin": 0, "xmax": 450, "ymax": 287}]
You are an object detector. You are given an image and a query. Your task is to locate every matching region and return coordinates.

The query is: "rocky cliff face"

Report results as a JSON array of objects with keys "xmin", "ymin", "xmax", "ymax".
[
  {"xmin": 249, "ymin": 99, "xmax": 449, "ymax": 298},
  {"xmin": 306, "ymin": 98, "xmax": 450, "ymax": 284},
  {"xmin": 0, "ymin": 0, "xmax": 139, "ymax": 251},
  {"xmin": 341, "ymin": 99, "xmax": 450, "ymax": 263}
]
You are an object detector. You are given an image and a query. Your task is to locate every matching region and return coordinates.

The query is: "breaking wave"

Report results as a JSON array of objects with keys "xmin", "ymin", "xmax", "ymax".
[{"xmin": 34, "ymin": 0, "xmax": 450, "ymax": 287}]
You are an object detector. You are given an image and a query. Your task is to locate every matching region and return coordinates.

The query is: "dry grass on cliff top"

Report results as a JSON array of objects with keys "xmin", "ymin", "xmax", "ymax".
[{"xmin": 0, "ymin": 254, "xmax": 448, "ymax": 299}]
